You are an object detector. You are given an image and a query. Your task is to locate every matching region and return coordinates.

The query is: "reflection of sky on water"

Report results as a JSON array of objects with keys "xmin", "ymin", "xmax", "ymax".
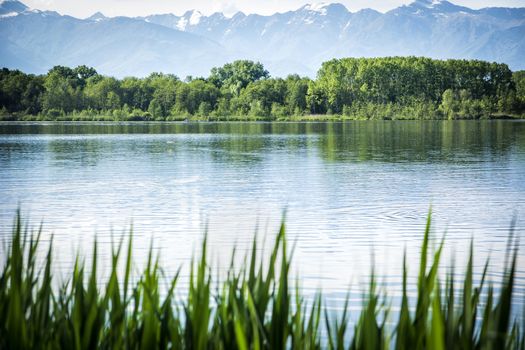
[{"xmin": 0, "ymin": 120, "xmax": 524, "ymax": 314}]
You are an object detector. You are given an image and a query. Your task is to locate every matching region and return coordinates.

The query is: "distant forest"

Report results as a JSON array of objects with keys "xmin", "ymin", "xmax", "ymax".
[{"xmin": 1, "ymin": 57, "xmax": 524, "ymax": 121}]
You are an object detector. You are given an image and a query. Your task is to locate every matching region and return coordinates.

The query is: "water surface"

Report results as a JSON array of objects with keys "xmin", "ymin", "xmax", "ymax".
[{"xmin": 0, "ymin": 121, "xmax": 524, "ymax": 309}]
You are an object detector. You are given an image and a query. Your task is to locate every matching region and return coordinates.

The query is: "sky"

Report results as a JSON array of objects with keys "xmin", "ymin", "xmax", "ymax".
[{"xmin": 22, "ymin": 0, "xmax": 525, "ymax": 18}]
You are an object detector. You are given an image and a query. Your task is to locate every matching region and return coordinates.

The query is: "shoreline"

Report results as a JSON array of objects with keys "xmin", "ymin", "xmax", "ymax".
[{"xmin": 1, "ymin": 113, "xmax": 524, "ymax": 123}]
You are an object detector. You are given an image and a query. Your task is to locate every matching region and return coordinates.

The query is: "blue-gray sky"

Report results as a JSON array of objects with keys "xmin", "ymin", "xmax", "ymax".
[{"xmin": 23, "ymin": 0, "xmax": 525, "ymax": 18}]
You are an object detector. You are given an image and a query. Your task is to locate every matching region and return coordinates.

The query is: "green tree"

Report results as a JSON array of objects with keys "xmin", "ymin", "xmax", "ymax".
[
  {"xmin": 306, "ymin": 81, "xmax": 327, "ymax": 114},
  {"xmin": 84, "ymin": 76, "xmax": 121, "ymax": 110},
  {"xmin": 0, "ymin": 69, "xmax": 44, "ymax": 114},
  {"xmin": 74, "ymin": 65, "xmax": 98, "ymax": 87},
  {"xmin": 209, "ymin": 60, "xmax": 269, "ymax": 96},
  {"xmin": 285, "ymin": 75, "xmax": 310, "ymax": 115},
  {"xmin": 42, "ymin": 67, "xmax": 83, "ymax": 113},
  {"xmin": 439, "ymin": 89, "xmax": 457, "ymax": 120},
  {"xmin": 1, "ymin": 57, "xmax": 523, "ymax": 120},
  {"xmin": 175, "ymin": 79, "xmax": 219, "ymax": 115}
]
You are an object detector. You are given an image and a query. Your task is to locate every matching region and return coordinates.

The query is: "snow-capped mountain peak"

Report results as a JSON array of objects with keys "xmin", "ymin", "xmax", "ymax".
[
  {"xmin": 0, "ymin": 0, "xmax": 524, "ymax": 78},
  {"xmin": 407, "ymin": 0, "xmax": 471, "ymax": 13},
  {"xmin": 0, "ymin": 0, "xmax": 27, "ymax": 16},
  {"xmin": 189, "ymin": 10, "xmax": 202, "ymax": 25},
  {"xmin": 176, "ymin": 10, "xmax": 203, "ymax": 30},
  {"xmin": 303, "ymin": 3, "xmax": 330, "ymax": 15},
  {"xmin": 417, "ymin": 0, "xmax": 445, "ymax": 8},
  {"xmin": 87, "ymin": 11, "xmax": 107, "ymax": 22}
]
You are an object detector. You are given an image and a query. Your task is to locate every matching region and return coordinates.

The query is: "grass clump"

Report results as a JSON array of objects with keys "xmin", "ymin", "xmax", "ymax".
[{"xmin": 0, "ymin": 212, "xmax": 522, "ymax": 349}]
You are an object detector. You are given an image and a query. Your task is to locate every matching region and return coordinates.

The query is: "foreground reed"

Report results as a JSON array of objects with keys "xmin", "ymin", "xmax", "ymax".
[{"xmin": 0, "ymin": 212, "xmax": 523, "ymax": 349}]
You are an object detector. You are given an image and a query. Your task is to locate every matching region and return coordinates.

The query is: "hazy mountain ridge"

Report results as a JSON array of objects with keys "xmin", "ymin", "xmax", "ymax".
[
  {"xmin": 0, "ymin": 0, "xmax": 524, "ymax": 77},
  {"xmin": 0, "ymin": 0, "xmax": 230, "ymax": 77}
]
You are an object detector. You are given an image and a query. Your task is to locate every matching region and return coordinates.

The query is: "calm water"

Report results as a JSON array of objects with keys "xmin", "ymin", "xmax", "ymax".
[{"xmin": 0, "ymin": 121, "xmax": 524, "ymax": 310}]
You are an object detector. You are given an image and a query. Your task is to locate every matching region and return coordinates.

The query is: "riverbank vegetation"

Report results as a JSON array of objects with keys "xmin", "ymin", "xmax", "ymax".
[
  {"xmin": 0, "ymin": 212, "xmax": 523, "ymax": 349},
  {"xmin": 1, "ymin": 57, "xmax": 525, "ymax": 121}
]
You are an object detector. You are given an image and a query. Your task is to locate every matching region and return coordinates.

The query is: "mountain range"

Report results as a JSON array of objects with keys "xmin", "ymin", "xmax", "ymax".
[{"xmin": 1, "ymin": 0, "xmax": 524, "ymax": 78}]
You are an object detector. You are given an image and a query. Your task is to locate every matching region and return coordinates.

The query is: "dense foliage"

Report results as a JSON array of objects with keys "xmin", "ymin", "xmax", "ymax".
[
  {"xmin": 1, "ymin": 57, "xmax": 524, "ymax": 120},
  {"xmin": 0, "ymin": 212, "xmax": 523, "ymax": 349}
]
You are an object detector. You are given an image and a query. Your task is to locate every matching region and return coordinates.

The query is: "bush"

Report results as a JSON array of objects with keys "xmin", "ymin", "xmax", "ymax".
[{"xmin": 45, "ymin": 108, "xmax": 64, "ymax": 119}]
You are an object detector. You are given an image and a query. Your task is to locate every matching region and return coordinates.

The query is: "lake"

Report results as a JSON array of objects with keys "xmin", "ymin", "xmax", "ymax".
[{"xmin": 0, "ymin": 121, "xmax": 524, "ymax": 311}]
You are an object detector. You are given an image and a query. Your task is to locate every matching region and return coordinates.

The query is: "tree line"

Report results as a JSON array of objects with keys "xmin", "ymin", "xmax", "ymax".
[{"xmin": 1, "ymin": 57, "xmax": 524, "ymax": 121}]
